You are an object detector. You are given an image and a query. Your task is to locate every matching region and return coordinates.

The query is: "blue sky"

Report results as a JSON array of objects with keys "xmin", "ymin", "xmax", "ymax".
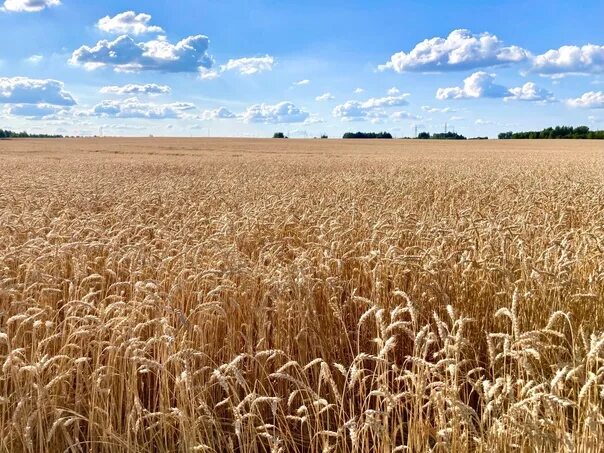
[{"xmin": 1, "ymin": 0, "xmax": 603, "ymax": 138}]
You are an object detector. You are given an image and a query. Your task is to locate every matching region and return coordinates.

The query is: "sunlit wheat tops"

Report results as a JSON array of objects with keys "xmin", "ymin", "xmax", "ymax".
[{"xmin": 1, "ymin": 138, "xmax": 603, "ymax": 452}]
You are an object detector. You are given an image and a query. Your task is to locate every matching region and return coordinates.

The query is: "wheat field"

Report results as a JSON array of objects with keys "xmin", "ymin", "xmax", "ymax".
[{"xmin": 1, "ymin": 138, "xmax": 604, "ymax": 452}]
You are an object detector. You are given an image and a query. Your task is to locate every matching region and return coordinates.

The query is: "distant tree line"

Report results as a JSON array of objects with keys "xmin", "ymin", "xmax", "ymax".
[
  {"xmin": 417, "ymin": 131, "xmax": 467, "ymax": 140},
  {"xmin": 0, "ymin": 128, "xmax": 63, "ymax": 139},
  {"xmin": 343, "ymin": 131, "xmax": 393, "ymax": 139},
  {"xmin": 498, "ymin": 126, "xmax": 604, "ymax": 140}
]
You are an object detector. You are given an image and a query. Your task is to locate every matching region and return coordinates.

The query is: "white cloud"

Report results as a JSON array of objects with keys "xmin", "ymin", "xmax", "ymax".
[
  {"xmin": 361, "ymin": 93, "xmax": 410, "ymax": 108},
  {"xmin": 567, "ymin": 91, "xmax": 604, "ymax": 109},
  {"xmin": 241, "ymin": 101, "xmax": 309, "ymax": 123},
  {"xmin": 421, "ymin": 106, "xmax": 455, "ymax": 113},
  {"xmin": 2, "ymin": 0, "xmax": 60, "ymax": 12},
  {"xmin": 97, "ymin": 11, "xmax": 163, "ymax": 35},
  {"xmin": 436, "ymin": 72, "xmax": 508, "ymax": 100},
  {"xmin": 379, "ymin": 29, "xmax": 530, "ymax": 73},
  {"xmin": 391, "ymin": 111, "xmax": 421, "ymax": 120},
  {"xmin": 199, "ymin": 68, "xmax": 220, "ymax": 80},
  {"xmin": 294, "ymin": 79, "xmax": 310, "ymax": 86},
  {"xmin": 88, "ymin": 98, "xmax": 195, "ymax": 119},
  {"xmin": 333, "ymin": 93, "xmax": 410, "ymax": 121},
  {"xmin": 504, "ymin": 82, "xmax": 555, "ymax": 102},
  {"xmin": 354, "ymin": 88, "xmax": 364, "ymax": 94},
  {"xmin": 70, "ymin": 35, "xmax": 213, "ymax": 73},
  {"xmin": 200, "ymin": 107, "xmax": 236, "ymax": 120},
  {"xmin": 4, "ymin": 103, "xmax": 66, "ymax": 118},
  {"xmin": 316, "ymin": 92, "xmax": 335, "ymax": 101},
  {"xmin": 0, "ymin": 77, "xmax": 76, "ymax": 105},
  {"xmin": 387, "ymin": 87, "xmax": 401, "ymax": 95},
  {"xmin": 26, "ymin": 54, "xmax": 43, "ymax": 64},
  {"xmin": 532, "ymin": 45, "xmax": 604, "ymax": 76},
  {"xmin": 220, "ymin": 55, "xmax": 274, "ymax": 75},
  {"xmin": 100, "ymin": 83, "xmax": 171, "ymax": 96},
  {"xmin": 303, "ymin": 114, "xmax": 325, "ymax": 125},
  {"xmin": 475, "ymin": 119, "xmax": 494, "ymax": 125}
]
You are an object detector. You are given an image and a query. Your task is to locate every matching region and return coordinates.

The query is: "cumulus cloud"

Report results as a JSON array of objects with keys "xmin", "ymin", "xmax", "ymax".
[
  {"xmin": 361, "ymin": 93, "xmax": 410, "ymax": 108},
  {"xmin": 436, "ymin": 72, "xmax": 509, "ymax": 100},
  {"xmin": 387, "ymin": 87, "xmax": 401, "ymax": 95},
  {"xmin": 100, "ymin": 83, "xmax": 171, "ymax": 96},
  {"xmin": 379, "ymin": 29, "xmax": 530, "ymax": 73},
  {"xmin": 532, "ymin": 45, "xmax": 604, "ymax": 76},
  {"xmin": 2, "ymin": 0, "xmax": 60, "ymax": 12},
  {"xmin": 88, "ymin": 98, "xmax": 195, "ymax": 119},
  {"xmin": 354, "ymin": 88, "xmax": 364, "ymax": 94},
  {"xmin": 567, "ymin": 91, "xmax": 604, "ymax": 108},
  {"xmin": 200, "ymin": 107, "xmax": 236, "ymax": 120},
  {"xmin": 0, "ymin": 77, "xmax": 76, "ymax": 105},
  {"xmin": 220, "ymin": 55, "xmax": 274, "ymax": 75},
  {"xmin": 333, "ymin": 93, "xmax": 410, "ymax": 121},
  {"xmin": 316, "ymin": 92, "xmax": 335, "ymax": 101},
  {"xmin": 241, "ymin": 101, "xmax": 309, "ymax": 123},
  {"xmin": 97, "ymin": 11, "xmax": 163, "ymax": 35},
  {"xmin": 70, "ymin": 35, "xmax": 213, "ymax": 73},
  {"xmin": 294, "ymin": 79, "xmax": 310, "ymax": 86},
  {"xmin": 504, "ymin": 82, "xmax": 555, "ymax": 102},
  {"xmin": 303, "ymin": 114, "xmax": 326, "ymax": 125},
  {"xmin": 4, "ymin": 103, "xmax": 66, "ymax": 118},
  {"xmin": 437, "ymin": 73, "xmax": 556, "ymax": 103}
]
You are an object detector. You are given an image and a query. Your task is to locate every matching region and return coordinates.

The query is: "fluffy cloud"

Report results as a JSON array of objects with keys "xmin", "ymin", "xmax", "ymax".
[
  {"xmin": 200, "ymin": 107, "xmax": 236, "ymax": 120},
  {"xmin": 388, "ymin": 87, "xmax": 401, "ymax": 95},
  {"xmin": 379, "ymin": 29, "xmax": 530, "ymax": 73},
  {"xmin": 436, "ymin": 72, "xmax": 508, "ymax": 100},
  {"xmin": 241, "ymin": 102, "xmax": 309, "ymax": 123},
  {"xmin": 97, "ymin": 11, "xmax": 163, "ymax": 35},
  {"xmin": 316, "ymin": 92, "xmax": 335, "ymax": 101},
  {"xmin": 220, "ymin": 55, "xmax": 274, "ymax": 75},
  {"xmin": 437, "ymin": 73, "xmax": 555, "ymax": 103},
  {"xmin": 70, "ymin": 35, "xmax": 213, "ymax": 73},
  {"xmin": 532, "ymin": 45, "xmax": 604, "ymax": 76},
  {"xmin": 2, "ymin": 0, "xmax": 60, "ymax": 12},
  {"xmin": 294, "ymin": 79, "xmax": 310, "ymax": 86},
  {"xmin": 0, "ymin": 77, "xmax": 76, "ymax": 105},
  {"xmin": 354, "ymin": 88, "xmax": 364, "ymax": 94},
  {"xmin": 361, "ymin": 94, "xmax": 410, "ymax": 108},
  {"xmin": 505, "ymin": 82, "xmax": 555, "ymax": 102},
  {"xmin": 89, "ymin": 98, "xmax": 195, "ymax": 119},
  {"xmin": 100, "ymin": 83, "xmax": 171, "ymax": 95},
  {"xmin": 566, "ymin": 91, "xmax": 604, "ymax": 108},
  {"xmin": 4, "ymin": 103, "xmax": 65, "ymax": 118},
  {"xmin": 333, "ymin": 94, "xmax": 410, "ymax": 121}
]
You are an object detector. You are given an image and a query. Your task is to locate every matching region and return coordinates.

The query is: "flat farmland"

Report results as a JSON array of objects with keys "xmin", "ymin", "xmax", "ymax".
[{"xmin": 1, "ymin": 138, "xmax": 604, "ymax": 452}]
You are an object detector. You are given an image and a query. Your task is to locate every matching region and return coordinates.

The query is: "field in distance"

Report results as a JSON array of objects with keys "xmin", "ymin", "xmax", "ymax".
[{"xmin": 1, "ymin": 138, "xmax": 604, "ymax": 452}]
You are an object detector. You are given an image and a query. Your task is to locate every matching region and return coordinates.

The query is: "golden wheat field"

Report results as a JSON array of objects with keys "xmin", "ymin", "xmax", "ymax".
[{"xmin": 1, "ymin": 137, "xmax": 604, "ymax": 452}]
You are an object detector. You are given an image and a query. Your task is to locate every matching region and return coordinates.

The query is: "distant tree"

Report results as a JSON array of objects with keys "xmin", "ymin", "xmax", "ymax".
[
  {"xmin": 498, "ymin": 126, "xmax": 604, "ymax": 140},
  {"xmin": 417, "ymin": 132, "xmax": 431, "ymax": 139},
  {"xmin": 0, "ymin": 128, "xmax": 63, "ymax": 139},
  {"xmin": 273, "ymin": 132, "xmax": 286, "ymax": 139},
  {"xmin": 431, "ymin": 131, "xmax": 466, "ymax": 140},
  {"xmin": 342, "ymin": 131, "xmax": 393, "ymax": 139},
  {"xmin": 320, "ymin": 134, "xmax": 328, "ymax": 139}
]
